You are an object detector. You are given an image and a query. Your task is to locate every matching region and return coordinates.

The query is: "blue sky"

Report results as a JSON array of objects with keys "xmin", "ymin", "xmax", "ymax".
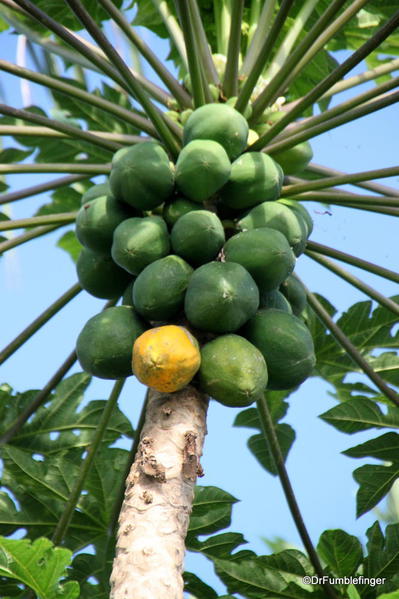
[{"xmin": 1, "ymin": 19, "xmax": 398, "ymax": 595}]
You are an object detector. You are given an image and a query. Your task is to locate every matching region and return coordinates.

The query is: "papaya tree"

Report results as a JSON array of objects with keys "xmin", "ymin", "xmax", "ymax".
[{"xmin": 0, "ymin": 1, "xmax": 399, "ymax": 598}]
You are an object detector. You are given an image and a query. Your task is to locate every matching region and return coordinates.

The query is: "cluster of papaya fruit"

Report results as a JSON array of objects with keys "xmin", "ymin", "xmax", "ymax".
[{"xmin": 75, "ymin": 102, "xmax": 316, "ymax": 407}]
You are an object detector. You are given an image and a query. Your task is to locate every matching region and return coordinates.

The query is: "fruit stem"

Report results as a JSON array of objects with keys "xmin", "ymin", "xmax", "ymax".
[
  {"xmin": 0, "ymin": 212, "xmax": 78, "ymax": 232},
  {"xmin": 306, "ymin": 163, "xmax": 399, "ymax": 198},
  {"xmin": 263, "ymin": 90, "xmax": 399, "ymax": 155},
  {"xmin": 0, "ymin": 59, "xmax": 159, "ymax": 137},
  {"xmin": 0, "ymin": 224, "xmax": 62, "ymax": 254},
  {"xmin": 175, "ymin": 0, "xmax": 212, "ymax": 107},
  {"xmin": 292, "ymin": 190, "xmax": 399, "ymax": 210},
  {"xmin": 65, "ymin": 0, "xmax": 181, "ymax": 157},
  {"xmin": 235, "ymin": 0, "xmax": 295, "ymax": 114},
  {"xmin": 97, "ymin": 0, "xmax": 192, "ymax": 109},
  {"xmin": 0, "ymin": 351, "xmax": 77, "ymax": 445},
  {"xmin": 305, "ymin": 251, "xmax": 399, "ymax": 317},
  {"xmin": 0, "ymin": 174, "xmax": 90, "ymax": 206},
  {"xmin": 240, "ymin": 0, "xmax": 275, "ymax": 77},
  {"xmin": 282, "ymin": 166, "xmax": 399, "ymax": 196},
  {"xmin": 0, "ymin": 283, "xmax": 82, "ymax": 366},
  {"xmin": 304, "ymin": 284, "xmax": 399, "ymax": 407},
  {"xmin": 0, "ymin": 103, "xmax": 122, "ymax": 153},
  {"xmin": 52, "ymin": 378, "xmax": 126, "ymax": 545},
  {"xmin": 256, "ymin": 393, "xmax": 339, "ymax": 599},
  {"xmin": 223, "ymin": 0, "xmax": 244, "ymax": 98},
  {"xmin": 250, "ymin": 10, "xmax": 399, "ymax": 150},
  {"xmin": 250, "ymin": 0, "xmax": 348, "ymax": 118},
  {"xmin": 0, "ymin": 163, "xmax": 111, "ymax": 175},
  {"xmin": 306, "ymin": 240, "xmax": 399, "ymax": 285},
  {"xmin": 150, "ymin": 0, "xmax": 188, "ymax": 70}
]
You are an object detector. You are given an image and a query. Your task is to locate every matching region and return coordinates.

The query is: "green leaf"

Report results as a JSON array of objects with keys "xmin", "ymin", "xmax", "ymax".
[
  {"xmin": 57, "ymin": 231, "xmax": 82, "ymax": 263},
  {"xmin": 31, "ymin": 0, "xmax": 123, "ymax": 31},
  {"xmin": 347, "ymin": 585, "xmax": 361, "ymax": 599},
  {"xmin": 35, "ymin": 186, "xmax": 81, "ymax": 216},
  {"xmin": 188, "ymin": 486, "xmax": 238, "ymax": 536},
  {"xmin": 0, "ymin": 147, "xmax": 33, "ymax": 163},
  {"xmin": 0, "ymin": 536, "xmax": 79, "ymax": 599},
  {"xmin": 378, "ymin": 592, "xmax": 399, "ymax": 599},
  {"xmin": 187, "ymin": 532, "xmax": 248, "ymax": 558},
  {"xmin": 365, "ymin": 522, "xmax": 399, "ymax": 582},
  {"xmin": 353, "ymin": 464, "xmax": 399, "ymax": 517},
  {"xmin": 247, "ymin": 424, "xmax": 295, "ymax": 476},
  {"xmin": 343, "ymin": 432, "xmax": 399, "ymax": 461},
  {"xmin": 183, "ymin": 572, "xmax": 218, "ymax": 599},
  {"xmin": 317, "ymin": 530, "xmax": 363, "ymax": 576},
  {"xmin": 319, "ymin": 398, "xmax": 399, "ymax": 434}
]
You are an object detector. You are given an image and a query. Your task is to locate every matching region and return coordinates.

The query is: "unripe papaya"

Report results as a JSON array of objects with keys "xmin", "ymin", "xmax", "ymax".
[
  {"xmin": 75, "ymin": 195, "xmax": 131, "ymax": 253},
  {"xmin": 132, "ymin": 325, "xmax": 201, "ymax": 392},
  {"xmin": 76, "ymin": 248, "xmax": 131, "ymax": 299},
  {"xmin": 163, "ymin": 197, "xmax": 201, "ymax": 227},
  {"xmin": 111, "ymin": 215, "xmax": 170, "ymax": 275},
  {"xmin": 81, "ymin": 181, "xmax": 112, "ymax": 205},
  {"xmin": 220, "ymin": 152, "xmax": 282, "ymax": 210},
  {"xmin": 183, "ymin": 103, "xmax": 248, "ymax": 160},
  {"xmin": 259, "ymin": 289, "xmax": 292, "ymax": 312},
  {"xmin": 223, "ymin": 227, "xmax": 295, "ymax": 292},
  {"xmin": 184, "ymin": 261, "xmax": 259, "ymax": 333},
  {"xmin": 171, "ymin": 210, "xmax": 225, "ymax": 265},
  {"xmin": 109, "ymin": 141, "xmax": 174, "ymax": 210},
  {"xmin": 198, "ymin": 334, "xmax": 268, "ymax": 407},
  {"xmin": 175, "ymin": 139, "xmax": 231, "ymax": 203},
  {"xmin": 132, "ymin": 255, "xmax": 193, "ymax": 321},
  {"xmin": 280, "ymin": 274, "xmax": 307, "ymax": 317},
  {"xmin": 76, "ymin": 306, "xmax": 145, "ymax": 379},
  {"xmin": 243, "ymin": 309, "xmax": 315, "ymax": 390},
  {"xmin": 278, "ymin": 198, "xmax": 313, "ymax": 237}
]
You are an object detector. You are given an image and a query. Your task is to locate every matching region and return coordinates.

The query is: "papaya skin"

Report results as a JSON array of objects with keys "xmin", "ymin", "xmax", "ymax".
[{"xmin": 132, "ymin": 325, "xmax": 201, "ymax": 393}]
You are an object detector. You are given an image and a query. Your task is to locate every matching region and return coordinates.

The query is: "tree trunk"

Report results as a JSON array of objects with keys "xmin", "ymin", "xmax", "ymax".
[{"xmin": 110, "ymin": 385, "xmax": 209, "ymax": 599}]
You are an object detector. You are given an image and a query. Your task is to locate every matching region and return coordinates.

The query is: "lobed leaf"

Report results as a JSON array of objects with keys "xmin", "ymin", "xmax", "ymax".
[{"xmin": 317, "ymin": 529, "xmax": 363, "ymax": 577}]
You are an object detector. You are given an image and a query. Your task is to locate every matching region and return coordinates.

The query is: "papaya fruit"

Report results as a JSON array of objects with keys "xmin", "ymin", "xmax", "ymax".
[
  {"xmin": 111, "ymin": 215, "xmax": 170, "ymax": 275},
  {"xmin": 75, "ymin": 195, "xmax": 131, "ymax": 253},
  {"xmin": 272, "ymin": 141, "xmax": 313, "ymax": 175},
  {"xmin": 243, "ymin": 309, "xmax": 315, "ymax": 390},
  {"xmin": 81, "ymin": 181, "xmax": 111, "ymax": 205},
  {"xmin": 226, "ymin": 96, "xmax": 252, "ymax": 120},
  {"xmin": 280, "ymin": 274, "xmax": 307, "ymax": 317},
  {"xmin": 184, "ymin": 261, "xmax": 259, "ymax": 333},
  {"xmin": 278, "ymin": 198, "xmax": 313, "ymax": 237},
  {"xmin": 237, "ymin": 201, "xmax": 307, "ymax": 256},
  {"xmin": 76, "ymin": 306, "xmax": 145, "ymax": 379},
  {"xmin": 220, "ymin": 152, "xmax": 282, "ymax": 210},
  {"xmin": 163, "ymin": 197, "xmax": 201, "ymax": 227},
  {"xmin": 132, "ymin": 325, "xmax": 201, "ymax": 392},
  {"xmin": 121, "ymin": 278, "xmax": 135, "ymax": 306},
  {"xmin": 132, "ymin": 255, "xmax": 193, "ymax": 321},
  {"xmin": 171, "ymin": 210, "xmax": 225, "ymax": 265},
  {"xmin": 109, "ymin": 141, "xmax": 174, "ymax": 210},
  {"xmin": 198, "ymin": 334, "xmax": 268, "ymax": 407},
  {"xmin": 223, "ymin": 227, "xmax": 296, "ymax": 292},
  {"xmin": 76, "ymin": 248, "xmax": 131, "ymax": 299},
  {"xmin": 175, "ymin": 139, "xmax": 231, "ymax": 203},
  {"xmin": 183, "ymin": 103, "xmax": 248, "ymax": 160},
  {"xmin": 259, "ymin": 289, "xmax": 292, "ymax": 312}
]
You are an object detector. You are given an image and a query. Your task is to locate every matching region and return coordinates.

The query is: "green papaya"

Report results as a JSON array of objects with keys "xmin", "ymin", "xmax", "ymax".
[
  {"xmin": 243, "ymin": 309, "xmax": 315, "ymax": 390},
  {"xmin": 183, "ymin": 103, "xmax": 248, "ymax": 160},
  {"xmin": 226, "ymin": 96, "xmax": 252, "ymax": 120},
  {"xmin": 220, "ymin": 152, "xmax": 282, "ymax": 210},
  {"xmin": 76, "ymin": 248, "xmax": 131, "ymax": 299},
  {"xmin": 272, "ymin": 141, "xmax": 313, "ymax": 175},
  {"xmin": 184, "ymin": 261, "xmax": 259, "ymax": 333},
  {"xmin": 259, "ymin": 289, "xmax": 292, "ymax": 312},
  {"xmin": 76, "ymin": 306, "xmax": 146, "ymax": 379},
  {"xmin": 278, "ymin": 198, "xmax": 313, "ymax": 237},
  {"xmin": 121, "ymin": 278, "xmax": 135, "ymax": 306},
  {"xmin": 109, "ymin": 141, "xmax": 174, "ymax": 210},
  {"xmin": 237, "ymin": 201, "xmax": 307, "ymax": 256},
  {"xmin": 81, "ymin": 181, "xmax": 111, "ymax": 205},
  {"xmin": 223, "ymin": 227, "xmax": 295, "ymax": 292},
  {"xmin": 163, "ymin": 197, "xmax": 201, "ymax": 227},
  {"xmin": 198, "ymin": 334, "xmax": 268, "ymax": 407},
  {"xmin": 132, "ymin": 255, "xmax": 193, "ymax": 321},
  {"xmin": 111, "ymin": 215, "xmax": 170, "ymax": 275},
  {"xmin": 280, "ymin": 275, "xmax": 307, "ymax": 317},
  {"xmin": 175, "ymin": 139, "xmax": 231, "ymax": 203},
  {"xmin": 171, "ymin": 210, "xmax": 225, "ymax": 265},
  {"xmin": 75, "ymin": 195, "xmax": 131, "ymax": 253},
  {"xmin": 180, "ymin": 109, "xmax": 193, "ymax": 126}
]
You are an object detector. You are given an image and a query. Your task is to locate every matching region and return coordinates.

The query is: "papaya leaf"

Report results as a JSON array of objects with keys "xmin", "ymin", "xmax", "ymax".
[
  {"xmin": 67, "ymin": 546, "xmax": 114, "ymax": 598},
  {"xmin": 319, "ymin": 398, "xmax": 399, "ymax": 434},
  {"xmin": 0, "ymin": 536, "xmax": 79, "ymax": 599},
  {"xmin": 0, "ymin": 147, "xmax": 33, "ymax": 163},
  {"xmin": 35, "ymin": 186, "xmax": 82, "ymax": 216},
  {"xmin": 247, "ymin": 424, "xmax": 296, "ymax": 476},
  {"xmin": 187, "ymin": 532, "xmax": 248, "ymax": 559},
  {"xmin": 57, "ymin": 231, "xmax": 82, "ymax": 263},
  {"xmin": 343, "ymin": 432, "xmax": 399, "ymax": 461},
  {"xmin": 183, "ymin": 572, "xmax": 218, "ymax": 599},
  {"xmin": 188, "ymin": 486, "xmax": 238, "ymax": 537},
  {"xmin": 31, "ymin": 0, "xmax": 123, "ymax": 31},
  {"xmin": 317, "ymin": 529, "xmax": 363, "ymax": 577},
  {"xmin": 362, "ymin": 522, "xmax": 399, "ymax": 597},
  {"xmin": 354, "ymin": 465, "xmax": 399, "ymax": 517}
]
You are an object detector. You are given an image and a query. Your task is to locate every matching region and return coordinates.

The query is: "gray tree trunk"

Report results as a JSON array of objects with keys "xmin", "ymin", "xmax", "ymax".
[{"xmin": 110, "ymin": 385, "xmax": 209, "ymax": 599}]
